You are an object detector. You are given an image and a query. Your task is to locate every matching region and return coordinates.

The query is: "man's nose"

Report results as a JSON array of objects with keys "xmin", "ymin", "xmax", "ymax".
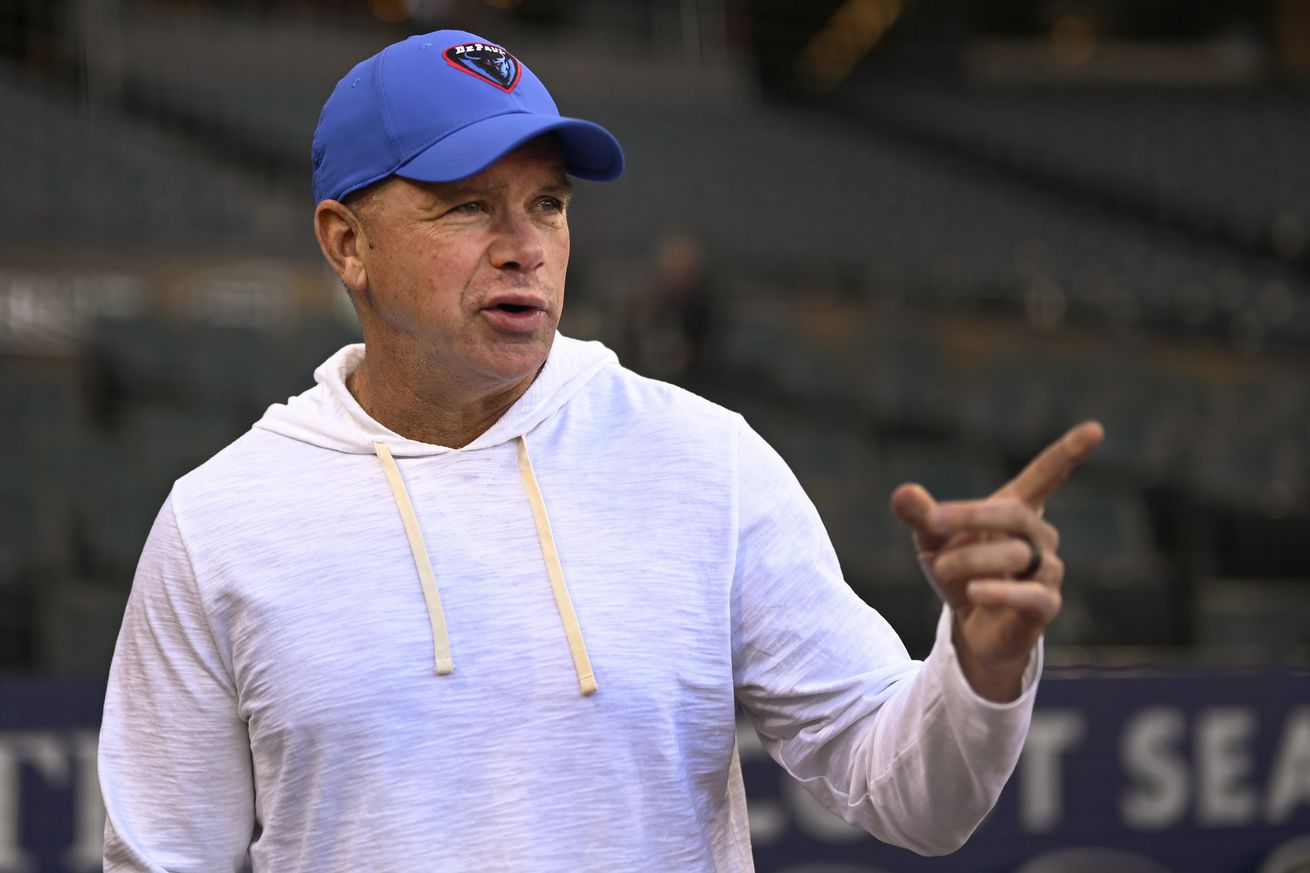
[{"xmin": 487, "ymin": 212, "xmax": 546, "ymax": 272}]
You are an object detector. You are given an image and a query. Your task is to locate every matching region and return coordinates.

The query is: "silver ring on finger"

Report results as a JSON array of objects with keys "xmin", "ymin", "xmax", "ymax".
[{"xmin": 1016, "ymin": 535, "xmax": 1043, "ymax": 580}]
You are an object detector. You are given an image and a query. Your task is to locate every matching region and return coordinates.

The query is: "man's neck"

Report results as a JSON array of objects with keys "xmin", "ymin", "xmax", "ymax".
[{"xmin": 346, "ymin": 354, "xmax": 541, "ymax": 449}]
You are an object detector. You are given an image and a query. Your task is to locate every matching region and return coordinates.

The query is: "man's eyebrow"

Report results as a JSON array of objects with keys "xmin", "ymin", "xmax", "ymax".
[
  {"xmin": 427, "ymin": 179, "xmax": 504, "ymax": 204},
  {"xmin": 543, "ymin": 179, "xmax": 574, "ymax": 200},
  {"xmin": 421, "ymin": 176, "xmax": 572, "ymax": 205}
]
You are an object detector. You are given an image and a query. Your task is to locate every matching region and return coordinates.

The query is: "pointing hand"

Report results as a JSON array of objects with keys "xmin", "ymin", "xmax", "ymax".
[{"xmin": 890, "ymin": 421, "xmax": 1105, "ymax": 700}]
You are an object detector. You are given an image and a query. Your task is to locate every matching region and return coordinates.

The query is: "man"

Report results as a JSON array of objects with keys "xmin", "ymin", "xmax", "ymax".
[{"xmin": 99, "ymin": 29, "xmax": 1102, "ymax": 872}]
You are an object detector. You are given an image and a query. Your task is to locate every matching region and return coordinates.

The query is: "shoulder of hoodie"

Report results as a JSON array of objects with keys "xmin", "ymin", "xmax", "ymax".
[
  {"xmin": 166, "ymin": 420, "xmax": 319, "ymax": 520},
  {"xmin": 571, "ymin": 361, "xmax": 798, "ymax": 489},
  {"xmin": 580, "ymin": 358, "xmax": 746, "ymax": 436}
]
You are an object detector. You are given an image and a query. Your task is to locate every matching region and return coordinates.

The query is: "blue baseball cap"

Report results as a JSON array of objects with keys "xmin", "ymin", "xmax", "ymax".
[{"xmin": 312, "ymin": 30, "xmax": 624, "ymax": 204}]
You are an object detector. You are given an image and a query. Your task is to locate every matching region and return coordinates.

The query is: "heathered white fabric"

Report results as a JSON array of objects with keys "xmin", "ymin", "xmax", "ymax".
[{"xmin": 99, "ymin": 335, "xmax": 1040, "ymax": 872}]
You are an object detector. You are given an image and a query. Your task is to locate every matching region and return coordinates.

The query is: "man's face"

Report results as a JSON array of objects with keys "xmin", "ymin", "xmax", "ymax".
[{"xmin": 351, "ymin": 137, "xmax": 572, "ymax": 394}]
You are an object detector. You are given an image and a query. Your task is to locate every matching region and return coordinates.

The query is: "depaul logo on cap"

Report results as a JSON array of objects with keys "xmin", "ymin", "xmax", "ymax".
[{"xmin": 443, "ymin": 42, "xmax": 522, "ymax": 93}]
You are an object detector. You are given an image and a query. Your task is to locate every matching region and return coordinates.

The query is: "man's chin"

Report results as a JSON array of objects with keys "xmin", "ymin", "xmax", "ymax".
[{"xmin": 470, "ymin": 335, "xmax": 554, "ymax": 385}]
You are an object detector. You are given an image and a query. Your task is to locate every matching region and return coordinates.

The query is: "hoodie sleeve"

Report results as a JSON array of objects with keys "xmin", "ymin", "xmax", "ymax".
[
  {"xmin": 99, "ymin": 494, "xmax": 254, "ymax": 872},
  {"xmin": 730, "ymin": 419, "xmax": 1039, "ymax": 856}
]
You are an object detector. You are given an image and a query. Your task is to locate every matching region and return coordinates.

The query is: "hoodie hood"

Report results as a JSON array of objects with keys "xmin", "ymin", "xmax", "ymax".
[
  {"xmin": 252, "ymin": 332, "xmax": 614, "ymax": 696},
  {"xmin": 254, "ymin": 333, "xmax": 618, "ymax": 455}
]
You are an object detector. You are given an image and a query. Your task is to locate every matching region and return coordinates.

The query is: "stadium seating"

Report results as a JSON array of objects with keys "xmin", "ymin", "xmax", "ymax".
[
  {"xmin": 0, "ymin": 67, "xmax": 300, "ymax": 250},
  {"xmin": 852, "ymin": 84, "xmax": 1310, "ymax": 262}
]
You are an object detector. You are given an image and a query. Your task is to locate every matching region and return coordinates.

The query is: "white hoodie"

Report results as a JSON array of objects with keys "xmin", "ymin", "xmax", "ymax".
[{"xmin": 99, "ymin": 335, "xmax": 1039, "ymax": 873}]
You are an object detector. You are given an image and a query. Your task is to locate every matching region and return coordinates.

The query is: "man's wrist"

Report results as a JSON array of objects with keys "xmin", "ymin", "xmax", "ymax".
[{"xmin": 950, "ymin": 619, "xmax": 1029, "ymax": 703}]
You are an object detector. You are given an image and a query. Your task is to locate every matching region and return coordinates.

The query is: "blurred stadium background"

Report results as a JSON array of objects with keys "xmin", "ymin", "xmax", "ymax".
[{"xmin": 0, "ymin": 1, "xmax": 1307, "ymax": 871}]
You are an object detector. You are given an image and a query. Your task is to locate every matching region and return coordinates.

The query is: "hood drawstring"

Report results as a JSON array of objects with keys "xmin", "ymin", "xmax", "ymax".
[
  {"xmin": 374, "ymin": 441, "xmax": 454, "ymax": 676},
  {"xmin": 371, "ymin": 436, "xmax": 598, "ymax": 697},
  {"xmin": 516, "ymin": 434, "xmax": 598, "ymax": 696}
]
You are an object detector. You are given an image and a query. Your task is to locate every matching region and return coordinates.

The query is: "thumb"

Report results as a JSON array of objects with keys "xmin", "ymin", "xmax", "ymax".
[{"xmin": 891, "ymin": 482, "xmax": 938, "ymax": 538}]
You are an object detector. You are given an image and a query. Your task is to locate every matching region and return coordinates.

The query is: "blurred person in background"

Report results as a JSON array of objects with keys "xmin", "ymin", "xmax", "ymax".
[
  {"xmin": 624, "ymin": 227, "xmax": 719, "ymax": 388},
  {"xmin": 97, "ymin": 28, "xmax": 1102, "ymax": 872}
]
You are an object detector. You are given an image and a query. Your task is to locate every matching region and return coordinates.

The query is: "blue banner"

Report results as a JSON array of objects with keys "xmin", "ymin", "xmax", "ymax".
[{"xmin": 3, "ymin": 672, "xmax": 1308, "ymax": 872}]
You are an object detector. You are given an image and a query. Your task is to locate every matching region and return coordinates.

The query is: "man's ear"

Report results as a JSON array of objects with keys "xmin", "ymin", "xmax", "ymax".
[{"xmin": 315, "ymin": 200, "xmax": 369, "ymax": 294}]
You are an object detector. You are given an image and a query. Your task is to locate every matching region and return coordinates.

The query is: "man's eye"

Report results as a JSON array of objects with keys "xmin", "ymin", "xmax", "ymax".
[
  {"xmin": 450, "ymin": 202, "xmax": 484, "ymax": 215},
  {"xmin": 537, "ymin": 197, "xmax": 566, "ymax": 213}
]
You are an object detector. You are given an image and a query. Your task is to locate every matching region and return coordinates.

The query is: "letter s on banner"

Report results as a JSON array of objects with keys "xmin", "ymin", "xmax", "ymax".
[{"xmin": 1121, "ymin": 707, "xmax": 1189, "ymax": 830}]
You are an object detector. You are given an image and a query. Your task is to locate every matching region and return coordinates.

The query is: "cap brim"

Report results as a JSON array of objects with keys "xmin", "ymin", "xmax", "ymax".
[{"xmin": 394, "ymin": 113, "xmax": 624, "ymax": 185}]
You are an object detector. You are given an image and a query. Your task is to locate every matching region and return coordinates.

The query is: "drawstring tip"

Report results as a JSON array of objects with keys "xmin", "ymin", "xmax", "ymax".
[
  {"xmin": 579, "ymin": 676, "xmax": 598, "ymax": 696},
  {"xmin": 435, "ymin": 660, "xmax": 454, "ymax": 676}
]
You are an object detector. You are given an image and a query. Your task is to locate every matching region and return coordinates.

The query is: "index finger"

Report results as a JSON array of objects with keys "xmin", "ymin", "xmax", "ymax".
[{"xmin": 992, "ymin": 420, "xmax": 1104, "ymax": 509}]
